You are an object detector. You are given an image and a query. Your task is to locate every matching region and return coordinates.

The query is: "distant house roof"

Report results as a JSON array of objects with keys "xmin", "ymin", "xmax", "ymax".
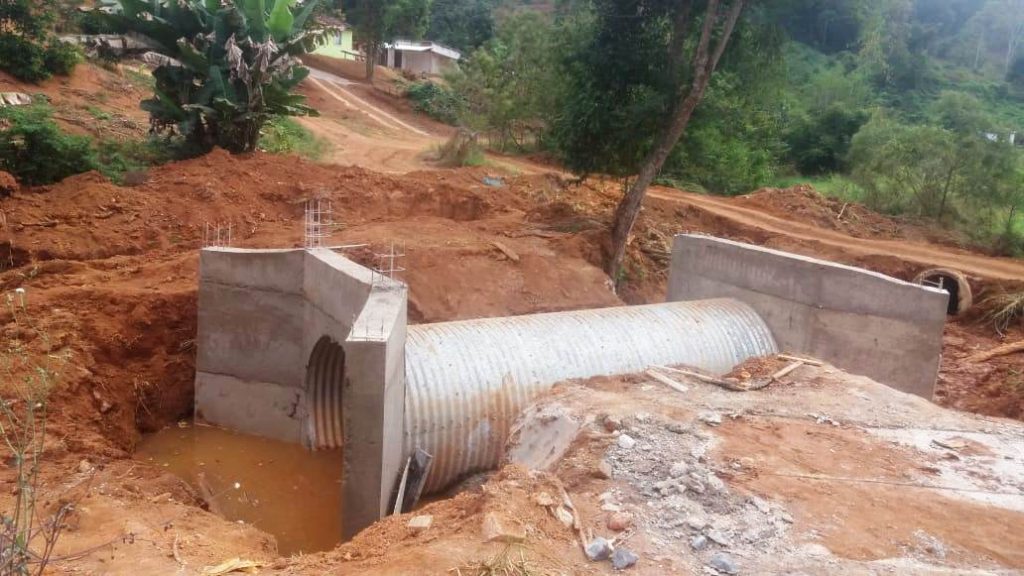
[{"xmin": 386, "ymin": 40, "xmax": 461, "ymax": 61}]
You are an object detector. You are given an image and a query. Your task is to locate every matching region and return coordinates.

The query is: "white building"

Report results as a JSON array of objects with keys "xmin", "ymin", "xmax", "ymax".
[{"xmin": 379, "ymin": 40, "xmax": 461, "ymax": 76}]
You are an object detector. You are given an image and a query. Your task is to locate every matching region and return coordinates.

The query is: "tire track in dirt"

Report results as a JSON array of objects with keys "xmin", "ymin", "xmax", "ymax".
[{"xmin": 308, "ymin": 73, "xmax": 430, "ymax": 137}]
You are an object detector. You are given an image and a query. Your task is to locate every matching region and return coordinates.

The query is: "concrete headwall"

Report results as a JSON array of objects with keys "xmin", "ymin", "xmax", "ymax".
[
  {"xmin": 195, "ymin": 249, "xmax": 308, "ymax": 442},
  {"xmin": 667, "ymin": 234, "xmax": 948, "ymax": 398},
  {"xmin": 195, "ymin": 247, "xmax": 407, "ymax": 540}
]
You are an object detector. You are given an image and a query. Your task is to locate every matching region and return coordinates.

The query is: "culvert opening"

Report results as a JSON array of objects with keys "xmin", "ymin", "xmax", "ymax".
[
  {"xmin": 914, "ymin": 268, "xmax": 972, "ymax": 316},
  {"xmin": 306, "ymin": 336, "xmax": 346, "ymax": 450},
  {"xmin": 132, "ymin": 338, "xmax": 351, "ymax": 555}
]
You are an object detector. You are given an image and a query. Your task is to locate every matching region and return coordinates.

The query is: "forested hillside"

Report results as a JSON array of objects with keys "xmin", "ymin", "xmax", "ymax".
[{"xmin": 389, "ymin": 0, "xmax": 1024, "ymax": 254}]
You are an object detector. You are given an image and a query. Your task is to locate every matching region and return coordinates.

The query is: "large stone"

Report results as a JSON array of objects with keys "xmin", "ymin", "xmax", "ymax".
[
  {"xmin": 482, "ymin": 512, "xmax": 526, "ymax": 543},
  {"xmin": 612, "ymin": 548, "xmax": 638, "ymax": 570},
  {"xmin": 607, "ymin": 512, "xmax": 633, "ymax": 532},
  {"xmin": 585, "ymin": 536, "xmax": 613, "ymax": 561},
  {"xmin": 617, "ymin": 434, "xmax": 637, "ymax": 450},
  {"xmin": 708, "ymin": 552, "xmax": 738, "ymax": 574},
  {"xmin": 407, "ymin": 515, "xmax": 433, "ymax": 531}
]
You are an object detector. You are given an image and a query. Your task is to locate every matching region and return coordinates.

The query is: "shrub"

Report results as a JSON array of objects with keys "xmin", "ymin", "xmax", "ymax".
[
  {"xmin": 0, "ymin": 103, "xmax": 98, "ymax": 185},
  {"xmin": 42, "ymin": 41, "xmax": 81, "ymax": 76},
  {"xmin": 0, "ymin": 0, "xmax": 79, "ymax": 83},
  {"xmin": 0, "ymin": 290, "xmax": 72, "ymax": 574},
  {"xmin": 434, "ymin": 129, "xmax": 485, "ymax": 166},
  {"xmin": 0, "ymin": 35, "xmax": 49, "ymax": 83},
  {"xmin": 785, "ymin": 106, "xmax": 869, "ymax": 174},
  {"xmin": 259, "ymin": 117, "xmax": 329, "ymax": 161},
  {"xmin": 407, "ymin": 81, "xmax": 463, "ymax": 125}
]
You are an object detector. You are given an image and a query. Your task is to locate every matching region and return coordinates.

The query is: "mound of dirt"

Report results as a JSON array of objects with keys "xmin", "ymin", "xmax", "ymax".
[
  {"xmin": 0, "ymin": 170, "xmax": 16, "ymax": 197},
  {"xmin": 734, "ymin": 185, "xmax": 969, "ymax": 248}
]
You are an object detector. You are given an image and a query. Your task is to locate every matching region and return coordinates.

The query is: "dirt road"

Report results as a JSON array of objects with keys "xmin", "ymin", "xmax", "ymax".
[{"xmin": 649, "ymin": 188, "xmax": 1024, "ymax": 282}]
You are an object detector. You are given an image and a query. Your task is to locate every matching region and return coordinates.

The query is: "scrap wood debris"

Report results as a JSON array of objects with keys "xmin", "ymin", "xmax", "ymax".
[
  {"xmin": 648, "ymin": 354, "xmax": 819, "ymax": 393},
  {"xmin": 200, "ymin": 558, "xmax": 263, "ymax": 575},
  {"xmin": 965, "ymin": 339, "xmax": 1024, "ymax": 363}
]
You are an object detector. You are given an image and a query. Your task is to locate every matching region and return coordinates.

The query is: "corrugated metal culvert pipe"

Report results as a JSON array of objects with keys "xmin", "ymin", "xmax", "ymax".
[{"xmin": 404, "ymin": 298, "xmax": 777, "ymax": 492}]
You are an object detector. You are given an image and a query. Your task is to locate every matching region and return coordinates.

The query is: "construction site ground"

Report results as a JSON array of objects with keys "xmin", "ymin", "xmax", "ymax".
[{"xmin": 2, "ymin": 62, "xmax": 1024, "ymax": 574}]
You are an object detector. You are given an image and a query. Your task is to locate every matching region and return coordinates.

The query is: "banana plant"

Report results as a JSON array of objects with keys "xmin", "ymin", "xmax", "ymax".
[{"xmin": 109, "ymin": 0, "xmax": 324, "ymax": 153}]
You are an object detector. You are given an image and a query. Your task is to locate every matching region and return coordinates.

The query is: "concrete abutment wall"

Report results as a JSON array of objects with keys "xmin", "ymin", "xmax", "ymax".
[{"xmin": 667, "ymin": 234, "xmax": 948, "ymax": 398}]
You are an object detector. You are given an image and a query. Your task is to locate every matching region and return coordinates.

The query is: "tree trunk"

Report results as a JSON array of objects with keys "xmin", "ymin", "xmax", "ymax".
[
  {"xmin": 937, "ymin": 158, "xmax": 959, "ymax": 222},
  {"xmin": 365, "ymin": 40, "xmax": 379, "ymax": 80},
  {"xmin": 974, "ymin": 28, "xmax": 984, "ymax": 71},
  {"xmin": 607, "ymin": 0, "xmax": 745, "ymax": 279}
]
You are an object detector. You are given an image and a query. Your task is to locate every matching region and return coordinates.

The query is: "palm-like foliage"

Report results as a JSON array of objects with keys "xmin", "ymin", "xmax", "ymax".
[{"xmin": 110, "ymin": 0, "xmax": 323, "ymax": 153}]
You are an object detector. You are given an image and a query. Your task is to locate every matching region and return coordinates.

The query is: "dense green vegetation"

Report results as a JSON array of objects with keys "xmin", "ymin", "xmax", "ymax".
[
  {"xmin": 0, "ymin": 102, "xmax": 187, "ymax": 185},
  {"xmin": 259, "ymin": 117, "xmax": 331, "ymax": 160},
  {"xmin": 0, "ymin": 0, "xmax": 81, "ymax": 82},
  {"xmin": 0, "ymin": 104, "xmax": 96, "ymax": 185},
  {"xmin": 108, "ymin": 0, "xmax": 324, "ymax": 154},
  {"xmin": 408, "ymin": 0, "xmax": 1024, "ymax": 254}
]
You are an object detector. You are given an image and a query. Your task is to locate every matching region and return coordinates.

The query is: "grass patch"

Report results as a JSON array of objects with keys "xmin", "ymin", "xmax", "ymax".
[
  {"xmin": 95, "ymin": 137, "xmax": 187, "ymax": 184},
  {"xmin": 123, "ymin": 66, "xmax": 155, "ymax": 90},
  {"xmin": 86, "ymin": 106, "xmax": 112, "ymax": 121},
  {"xmin": 772, "ymin": 173, "xmax": 867, "ymax": 204},
  {"xmin": 981, "ymin": 289, "xmax": 1024, "ymax": 335},
  {"xmin": 259, "ymin": 117, "xmax": 330, "ymax": 161}
]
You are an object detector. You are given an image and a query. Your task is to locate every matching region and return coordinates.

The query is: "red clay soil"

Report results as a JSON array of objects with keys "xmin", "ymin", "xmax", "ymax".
[{"xmin": 2, "ymin": 149, "xmax": 1024, "ymax": 573}]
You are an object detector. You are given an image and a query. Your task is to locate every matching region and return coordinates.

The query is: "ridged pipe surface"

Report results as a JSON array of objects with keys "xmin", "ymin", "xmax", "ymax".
[
  {"xmin": 404, "ymin": 298, "xmax": 777, "ymax": 492},
  {"xmin": 307, "ymin": 337, "xmax": 346, "ymax": 450}
]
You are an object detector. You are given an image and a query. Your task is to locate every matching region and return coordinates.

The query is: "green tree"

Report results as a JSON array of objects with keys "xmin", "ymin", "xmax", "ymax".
[
  {"xmin": 786, "ymin": 105, "xmax": 869, "ymax": 174},
  {"xmin": 344, "ymin": 0, "xmax": 430, "ymax": 80},
  {"xmin": 450, "ymin": 11, "xmax": 560, "ymax": 151},
  {"xmin": 848, "ymin": 112, "xmax": 1016, "ymax": 223},
  {"xmin": 552, "ymin": 0, "xmax": 673, "ymax": 185},
  {"xmin": 110, "ymin": 0, "xmax": 323, "ymax": 154},
  {"xmin": 602, "ymin": 0, "xmax": 749, "ymax": 278},
  {"xmin": 929, "ymin": 90, "xmax": 995, "ymax": 133},
  {"xmin": 428, "ymin": 0, "xmax": 497, "ymax": 53},
  {"xmin": 1010, "ymin": 53, "xmax": 1024, "ymax": 86}
]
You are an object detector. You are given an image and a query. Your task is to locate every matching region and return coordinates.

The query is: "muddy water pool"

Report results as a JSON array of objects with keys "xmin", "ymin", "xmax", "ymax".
[{"xmin": 135, "ymin": 424, "xmax": 343, "ymax": 555}]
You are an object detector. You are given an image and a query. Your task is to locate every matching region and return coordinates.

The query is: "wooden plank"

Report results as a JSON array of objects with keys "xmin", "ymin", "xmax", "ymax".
[{"xmin": 645, "ymin": 368, "xmax": 689, "ymax": 394}]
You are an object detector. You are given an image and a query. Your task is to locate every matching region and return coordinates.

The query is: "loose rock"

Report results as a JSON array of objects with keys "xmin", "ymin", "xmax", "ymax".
[
  {"xmin": 481, "ymin": 512, "xmax": 525, "ymax": 543},
  {"xmin": 612, "ymin": 548, "xmax": 638, "ymax": 570},
  {"xmin": 595, "ymin": 459, "xmax": 614, "ymax": 479},
  {"xmin": 698, "ymin": 411, "xmax": 722, "ymax": 426},
  {"xmin": 617, "ymin": 434, "xmax": 637, "ymax": 450},
  {"xmin": 706, "ymin": 529, "xmax": 731, "ymax": 546},
  {"xmin": 534, "ymin": 491, "xmax": 555, "ymax": 507},
  {"xmin": 607, "ymin": 512, "xmax": 633, "ymax": 532},
  {"xmin": 669, "ymin": 461, "xmax": 689, "ymax": 478},
  {"xmin": 708, "ymin": 552, "xmax": 738, "ymax": 574},
  {"xmin": 0, "ymin": 171, "xmax": 17, "ymax": 198},
  {"xmin": 585, "ymin": 536, "xmax": 614, "ymax": 561},
  {"xmin": 407, "ymin": 515, "xmax": 433, "ymax": 531},
  {"xmin": 555, "ymin": 506, "xmax": 574, "ymax": 527},
  {"xmin": 691, "ymin": 534, "xmax": 708, "ymax": 550}
]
